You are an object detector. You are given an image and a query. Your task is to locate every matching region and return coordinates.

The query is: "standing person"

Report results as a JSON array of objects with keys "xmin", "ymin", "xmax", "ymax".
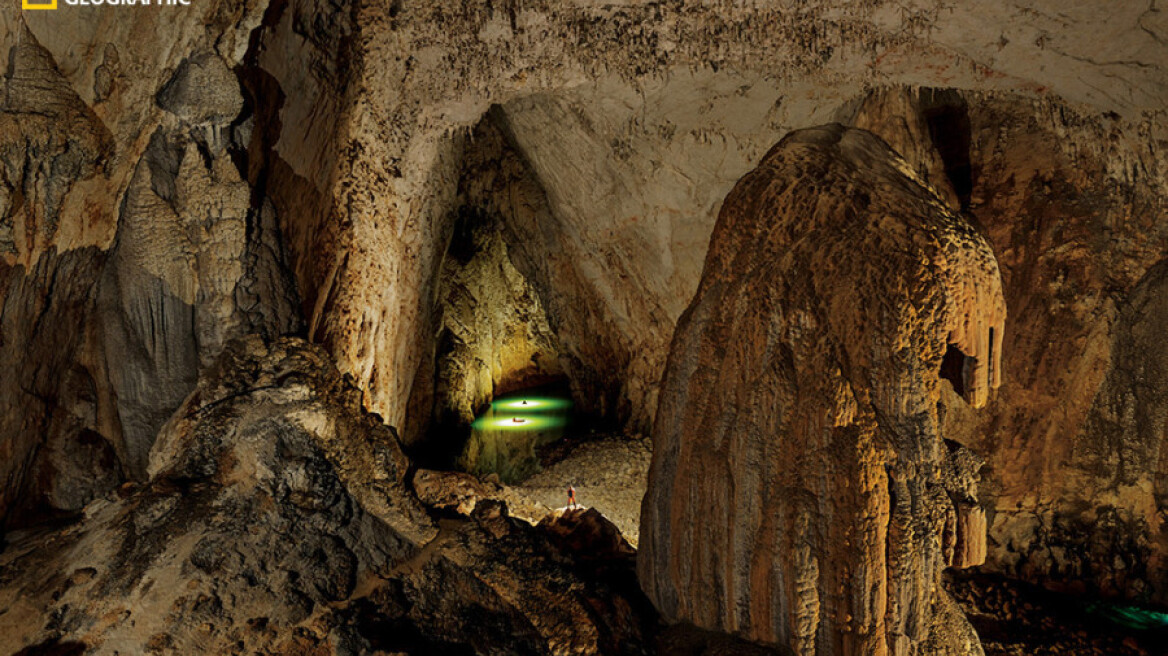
[{"xmin": 567, "ymin": 484, "xmax": 578, "ymax": 510}]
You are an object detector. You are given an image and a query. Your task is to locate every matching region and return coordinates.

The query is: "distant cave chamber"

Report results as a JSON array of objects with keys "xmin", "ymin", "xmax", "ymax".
[
  {"xmin": 919, "ymin": 89, "xmax": 975, "ymax": 210},
  {"xmin": 403, "ymin": 116, "xmax": 598, "ymax": 482}
]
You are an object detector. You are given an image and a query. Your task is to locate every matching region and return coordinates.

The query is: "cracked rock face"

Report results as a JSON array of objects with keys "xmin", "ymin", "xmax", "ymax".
[
  {"xmin": 0, "ymin": 337, "xmax": 429, "ymax": 654},
  {"xmin": 0, "ymin": 27, "xmax": 112, "ymax": 260},
  {"xmin": 0, "ymin": 3, "xmax": 300, "ymax": 527},
  {"xmin": 639, "ymin": 125, "xmax": 1004, "ymax": 655}
]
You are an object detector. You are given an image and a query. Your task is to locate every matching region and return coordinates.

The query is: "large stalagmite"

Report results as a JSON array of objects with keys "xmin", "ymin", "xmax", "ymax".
[{"xmin": 639, "ymin": 125, "xmax": 1004, "ymax": 655}]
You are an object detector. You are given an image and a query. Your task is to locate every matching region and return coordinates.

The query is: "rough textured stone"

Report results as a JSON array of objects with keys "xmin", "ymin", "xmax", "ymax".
[
  {"xmin": 376, "ymin": 500, "xmax": 655, "ymax": 656},
  {"xmin": 3, "ymin": 0, "xmax": 1166, "ymax": 526},
  {"xmin": 0, "ymin": 4, "xmax": 301, "ymax": 526},
  {"xmin": 0, "ymin": 26, "xmax": 113, "ymax": 261},
  {"xmin": 964, "ymin": 103, "xmax": 1168, "ymax": 605},
  {"xmin": 850, "ymin": 87, "xmax": 1168, "ymax": 604},
  {"xmin": 1, "ymin": 1, "xmax": 1168, "ymax": 651},
  {"xmin": 0, "ymin": 337, "xmax": 429, "ymax": 653},
  {"xmin": 0, "ymin": 338, "xmax": 657, "ymax": 655},
  {"xmin": 639, "ymin": 125, "xmax": 1004, "ymax": 655},
  {"xmin": 0, "ymin": 248, "xmax": 111, "ymax": 525},
  {"xmin": 156, "ymin": 52, "xmax": 245, "ymax": 126},
  {"xmin": 413, "ymin": 434, "xmax": 652, "ymax": 547},
  {"xmin": 516, "ymin": 435, "xmax": 653, "ymax": 547},
  {"xmin": 288, "ymin": 0, "xmax": 1165, "ymax": 438},
  {"xmin": 405, "ymin": 206, "xmax": 563, "ymax": 447}
]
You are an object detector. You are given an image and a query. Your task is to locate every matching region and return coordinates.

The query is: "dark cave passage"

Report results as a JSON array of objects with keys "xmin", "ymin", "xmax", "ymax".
[
  {"xmin": 920, "ymin": 89, "xmax": 974, "ymax": 210},
  {"xmin": 405, "ymin": 108, "xmax": 637, "ymax": 482},
  {"xmin": 940, "ymin": 343, "xmax": 970, "ymax": 398}
]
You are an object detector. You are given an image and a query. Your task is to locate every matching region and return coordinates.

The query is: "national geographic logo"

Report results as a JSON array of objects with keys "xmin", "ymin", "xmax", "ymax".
[{"xmin": 21, "ymin": 0, "xmax": 191, "ymax": 8}]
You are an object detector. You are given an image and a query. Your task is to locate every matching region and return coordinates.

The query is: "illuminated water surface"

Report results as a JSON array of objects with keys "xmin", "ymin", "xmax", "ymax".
[
  {"xmin": 489, "ymin": 397, "xmax": 573, "ymax": 413},
  {"xmin": 1085, "ymin": 601, "xmax": 1168, "ymax": 630},
  {"xmin": 461, "ymin": 387, "xmax": 574, "ymax": 483}
]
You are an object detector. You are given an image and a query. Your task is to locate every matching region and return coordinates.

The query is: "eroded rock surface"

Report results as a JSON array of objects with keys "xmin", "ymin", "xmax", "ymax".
[
  {"xmin": 0, "ymin": 338, "xmax": 657, "ymax": 655},
  {"xmin": 639, "ymin": 125, "xmax": 1004, "ymax": 655},
  {"xmin": 378, "ymin": 501, "xmax": 655, "ymax": 656},
  {"xmin": 3, "ymin": 0, "xmax": 1166, "ymax": 533},
  {"xmin": 1, "ymin": 1, "xmax": 1167, "ymax": 651},
  {"xmin": 517, "ymin": 436, "xmax": 652, "ymax": 546},
  {"xmin": 0, "ymin": 248, "xmax": 111, "ymax": 525},
  {"xmin": 851, "ymin": 87, "xmax": 1168, "ymax": 604},
  {"xmin": 0, "ymin": 336, "xmax": 429, "ymax": 653},
  {"xmin": 413, "ymin": 434, "xmax": 652, "ymax": 546},
  {"xmin": 405, "ymin": 205, "xmax": 564, "ymax": 447},
  {"xmin": 0, "ymin": 26, "xmax": 112, "ymax": 260},
  {"xmin": 289, "ymin": 0, "xmax": 1166, "ymax": 439},
  {"xmin": 0, "ymin": 3, "xmax": 301, "ymax": 527}
]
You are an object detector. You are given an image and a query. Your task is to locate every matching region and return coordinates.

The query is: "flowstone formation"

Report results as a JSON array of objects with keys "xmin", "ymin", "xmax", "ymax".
[
  {"xmin": 0, "ymin": 8, "xmax": 300, "ymax": 529},
  {"xmin": 639, "ymin": 125, "xmax": 1004, "ymax": 655},
  {"xmin": 849, "ymin": 87, "xmax": 1168, "ymax": 605}
]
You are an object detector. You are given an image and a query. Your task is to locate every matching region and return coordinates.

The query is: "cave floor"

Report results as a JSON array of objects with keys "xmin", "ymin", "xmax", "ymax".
[{"xmin": 505, "ymin": 432, "xmax": 652, "ymax": 547}]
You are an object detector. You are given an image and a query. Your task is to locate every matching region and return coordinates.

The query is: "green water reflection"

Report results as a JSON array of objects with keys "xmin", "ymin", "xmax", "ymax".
[
  {"xmin": 1084, "ymin": 601, "xmax": 1168, "ymax": 630},
  {"xmin": 460, "ymin": 389, "xmax": 573, "ymax": 483}
]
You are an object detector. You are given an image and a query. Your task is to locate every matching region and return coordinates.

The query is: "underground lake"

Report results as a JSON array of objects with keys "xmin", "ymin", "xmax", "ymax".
[{"xmin": 459, "ymin": 385, "xmax": 576, "ymax": 483}]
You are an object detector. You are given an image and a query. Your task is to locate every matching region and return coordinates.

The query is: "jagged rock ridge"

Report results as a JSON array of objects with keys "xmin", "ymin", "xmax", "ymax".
[{"xmin": 0, "ymin": 337, "xmax": 657, "ymax": 655}]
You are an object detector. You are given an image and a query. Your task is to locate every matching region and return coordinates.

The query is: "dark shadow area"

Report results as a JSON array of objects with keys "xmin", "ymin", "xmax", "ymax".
[
  {"xmin": 12, "ymin": 639, "xmax": 87, "ymax": 656},
  {"xmin": 946, "ymin": 570, "xmax": 1168, "ymax": 656},
  {"xmin": 655, "ymin": 623, "xmax": 786, "ymax": 656},
  {"xmin": 940, "ymin": 343, "xmax": 969, "ymax": 398},
  {"xmin": 445, "ymin": 205, "xmax": 489, "ymax": 265},
  {"xmin": 920, "ymin": 89, "xmax": 974, "ymax": 210},
  {"xmin": 351, "ymin": 595, "xmax": 478, "ymax": 656}
]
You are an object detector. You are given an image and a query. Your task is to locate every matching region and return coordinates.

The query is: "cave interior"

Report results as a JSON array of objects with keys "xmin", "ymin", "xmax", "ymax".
[{"xmin": 1, "ymin": 2, "xmax": 1167, "ymax": 655}]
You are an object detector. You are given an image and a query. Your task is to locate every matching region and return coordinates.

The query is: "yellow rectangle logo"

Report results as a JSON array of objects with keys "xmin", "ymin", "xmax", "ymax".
[{"xmin": 22, "ymin": 0, "xmax": 58, "ymax": 9}]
